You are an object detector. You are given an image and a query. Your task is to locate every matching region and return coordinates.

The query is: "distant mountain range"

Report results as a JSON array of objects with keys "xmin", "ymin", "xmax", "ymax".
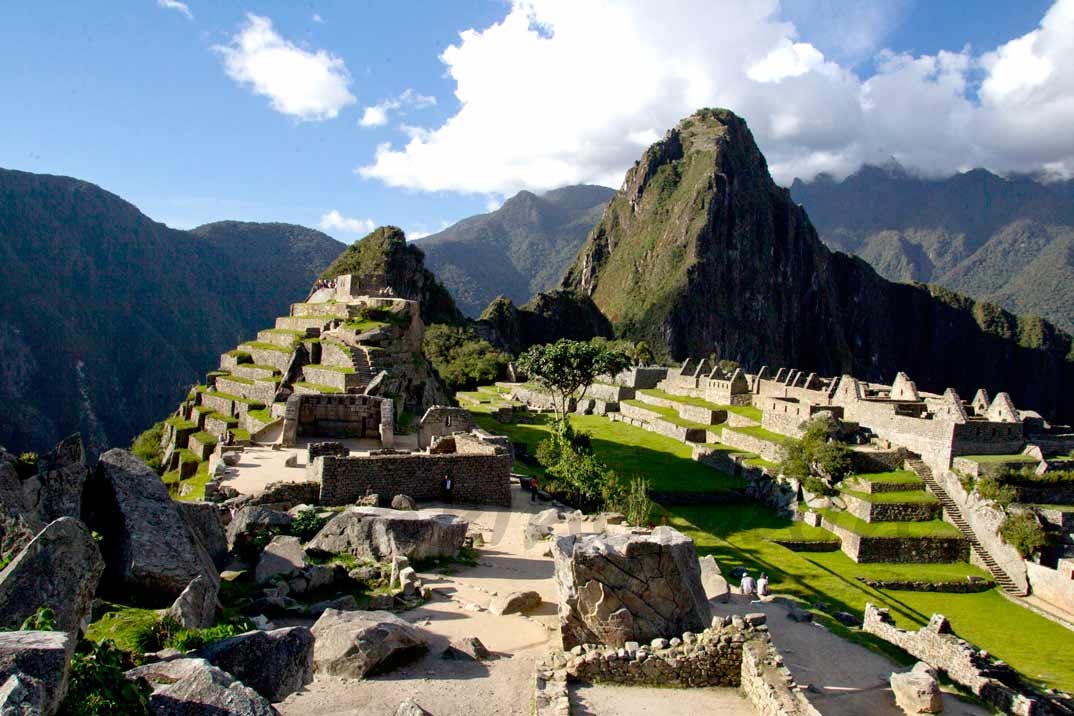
[
  {"xmin": 561, "ymin": 109, "xmax": 1074, "ymax": 424},
  {"xmin": 791, "ymin": 165, "xmax": 1074, "ymax": 332},
  {"xmin": 0, "ymin": 168, "xmax": 344, "ymax": 454},
  {"xmin": 417, "ymin": 185, "xmax": 614, "ymax": 317}
]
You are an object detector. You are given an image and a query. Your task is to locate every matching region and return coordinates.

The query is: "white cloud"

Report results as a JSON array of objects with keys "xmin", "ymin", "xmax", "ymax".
[
  {"xmin": 319, "ymin": 210, "xmax": 375, "ymax": 234},
  {"xmin": 215, "ymin": 14, "xmax": 355, "ymax": 121},
  {"xmin": 157, "ymin": 0, "xmax": 192, "ymax": 20},
  {"xmin": 312, "ymin": 13, "xmax": 324, "ymax": 24},
  {"xmin": 358, "ymin": 0, "xmax": 1074, "ymax": 193},
  {"xmin": 359, "ymin": 89, "xmax": 438, "ymax": 128},
  {"xmin": 408, "ymin": 230, "xmax": 433, "ymax": 240}
]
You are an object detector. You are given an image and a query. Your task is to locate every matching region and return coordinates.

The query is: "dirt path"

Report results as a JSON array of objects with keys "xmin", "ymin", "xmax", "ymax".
[{"xmin": 716, "ymin": 596, "xmax": 990, "ymax": 716}]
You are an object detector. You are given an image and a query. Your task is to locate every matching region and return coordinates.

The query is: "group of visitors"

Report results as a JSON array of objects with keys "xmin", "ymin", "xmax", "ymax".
[
  {"xmin": 313, "ymin": 278, "xmax": 337, "ymax": 291},
  {"xmin": 739, "ymin": 571, "xmax": 769, "ymax": 599}
]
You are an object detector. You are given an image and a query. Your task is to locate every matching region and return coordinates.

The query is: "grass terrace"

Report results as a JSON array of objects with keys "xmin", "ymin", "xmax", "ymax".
[
  {"xmin": 840, "ymin": 489, "xmax": 939, "ymax": 504},
  {"xmin": 189, "ymin": 431, "xmax": 218, "ymax": 448},
  {"xmin": 819, "ymin": 509, "xmax": 961, "ymax": 538},
  {"xmin": 621, "ymin": 399, "xmax": 719, "ymax": 432},
  {"xmin": 959, "ymin": 454, "xmax": 1038, "ymax": 465},
  {"xmin": 202, "ymin": 411, "xmax": 239, "ymax": 428},
  {"xmin": 293, "ymin": 381, "xmax": 343, "ymax": 394},
  {"xmin": 305, "ymin": 364, "xmax": 356, "ymax": 374},
  {"xmin": 265, "ymin": 328, "xmax": 305, "ymax": 337},
  {"xmin": 345, "ymin": 318, "xmax": 389, "ymax": 333},
  {"xmin": 203, "ymin": 390, "xmax": 265, "ymax": 408},
  {"xmin": 225, "ymin": 350, "xmax": 252, "ymax": 362},
  {"xmin": 723, "ymin": 424, "xmax": 792, "ymax": 445},
  {"xmin": 851, "ymin": 470, "xmax": 924, "ymax": 486},
  {"xmin": 240, "ymin": 341, "xmax": 293, "ymax": 354},
  {"xmin": 247, "ymin": 407, "xmax": 273, "ymax": 424},
  {"xmin": 220, "ymin": 374, "xmax": 254, "ymax": 385},
  {"xmin": 164, "ymin": 416, "xmax": 196, "ymax": 431},
  {"xmin": 176, "ymin": 461, "xmax": 212, "ymax": 501},
  {"xmin": 636, "ymin": 388, "xmax": 763, "ymax": 421}
]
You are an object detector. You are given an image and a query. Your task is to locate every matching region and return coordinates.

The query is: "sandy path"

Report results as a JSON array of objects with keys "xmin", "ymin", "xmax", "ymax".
[
  {"xmin": 715, "ymin": 597, "xmax": 991, "ymax": 716},
  {"xmin": 569, "ymin": 684, "xmax": 754, "ymax": 715}
]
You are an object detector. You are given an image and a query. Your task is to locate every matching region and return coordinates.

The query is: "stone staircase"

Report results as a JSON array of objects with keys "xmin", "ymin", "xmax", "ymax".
[
  {"xmin": 351, "ymin": 347, "xmax": 375, "ymax": 386},
  {"xmin": 907, "ymin": 458, "xmax": 1026, "ymax": 596}
]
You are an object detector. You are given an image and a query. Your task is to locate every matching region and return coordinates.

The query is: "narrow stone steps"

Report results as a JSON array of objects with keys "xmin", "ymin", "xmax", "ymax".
[{"xmin": 907, "ymin": 459, "xmax": 1026, "ymax": 596}]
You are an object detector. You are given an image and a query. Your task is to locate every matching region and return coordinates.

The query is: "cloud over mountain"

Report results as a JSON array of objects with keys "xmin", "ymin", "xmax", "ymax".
[{"xmin": 359, "ymin": 0, "xmax": 1074, "ymax": 193}]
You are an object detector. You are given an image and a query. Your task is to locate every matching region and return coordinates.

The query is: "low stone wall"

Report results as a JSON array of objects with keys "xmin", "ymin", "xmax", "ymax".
[
  {"xmin": 862, "ymin": 605, "xmax": 1061, "ymax": 715},
  {"xmin": 632, "ymin": 391, "xmax": 724, "ymax": 425},
  {"xmin": 188, "ymin": 433, "xmax": 217, "ymax": 462},
  {"xmin": 842, "ymin": 493, "xmax": 941, "ymax": 523},
  {"xmin": 204, "ymin": 414, "xmax": 234, "ymax": 437},
  {"xmin": 249, "ymin": 481, "xmax": 322, "ymax": 509},
  {"xmin": 611, "ymin": 407, "xmax": 710, "ymax": 443},
  {"xmin": 509, "ymin": 386, "xmax": 565, "ymax": 412},
  {"xmin": 302, "ymin": 366, "xmax": 361, "ymax": 392},
  {"xmin": 719, "ymin": 429, "xmax": 786, "ymax": 464},
  {"xmin": 851, "ymin": 447, "xmax": 911, "ymax": 473},
  {"xmin": 200, "ymin": 392, "xmax": 235, "ymax": 416},
  {"xmin": 1014, "ymin": 483, "xmax": 1074, "ymax": 505},
  {"xmin": 317, "ymin": 451, "xmax": 512, "ymax": 506},
  {"xmin": 741, "ymin": 635, "xmax": 823, "ymax": 716},
  {"xmin": 693, "ymin": 447, "xmax": 799, "ymax": 519},
  {"xmin": 1026, "ymin": 560, "xmax": 1074, "ymax": 622},
  {"xmin": 822, "ymin": 516, "xmax": 968, "ymax": 563},
  {"xmin": 242, "ymin": 345, "xmax": 295, "ymax": 374},
  {"xmin": 855, "ymin": 576, "xmax": 994, "ymax": 593},
  {"xmin": 769, "ymin": 538, "xmax": 841, "ymax": 552},
  {"xmin": 726, "ymin": 412, "xmax": 761, "ymax": 428},
  {"xmin": 586, "ymin": 382, "xmax": 634, "ymax": 404},
  {"xmin": 606, "ymin": 367, "xmax": 668, "ymax": 389}
]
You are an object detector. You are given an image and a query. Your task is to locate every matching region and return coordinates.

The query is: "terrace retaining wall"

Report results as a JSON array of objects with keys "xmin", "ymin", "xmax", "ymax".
[{"xmin": 821, "ymin": 515, "xmax": 968, "ymax": 563}]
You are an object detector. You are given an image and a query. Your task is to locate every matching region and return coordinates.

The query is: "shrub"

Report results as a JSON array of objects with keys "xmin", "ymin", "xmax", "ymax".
[
  {"xmin": 19, "ymin": 606, "xmax": 56, "ymax": 631},
  {"xmin": 166, "ymin": 619, "xmax": 254, "ymax": 652},
  {"xmin": 610, "ymin": 475, "xmax": 654, "ymax": 527},
  {"xmin": 131, "ymin": 616, "xmax": 181, "ymax": 655},
  {"xmin": 15, "ymin": 452, "xmax": 38, "ymax": 479},
  {"xmin": 779, "ymin": 415, "xmax": 851, "ymax": 484},
  {"xmin": 536, "ymin": 420, "xmax": 619, "ymax": 511},
  {"xmin": 60, "ymin": 640, "xmax": 152, "ymax": 716},
  {"xmin": 423, "ymin": 324, "xmax": 510, "ymax": 392},
  {"xmin": 289, "ymin": 508, "xmax": 330, "ymax": 542},
  {"xmin": 999, "ymin": 512, "xmax": 1048, "ymax": 558},
  {"xmin": 802, "ymin": 476, "xmax": 837, "ymax": 497},
  {"xmin": 976, "ymin": 475, "xmax": 1018, "ymax": 507}
]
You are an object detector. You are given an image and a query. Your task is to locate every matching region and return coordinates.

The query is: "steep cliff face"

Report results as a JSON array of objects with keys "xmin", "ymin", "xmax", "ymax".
[
  {"xmin": 477, "ymin": 291, "xmax": 613, "ymax": 355},
  {"xmin": 319, "ymin": 226, "xmax": 462, "ymax": 326},
  {"xmin": 563, "ymin": 109, "xmax": 1074, "ymax": 423},
  {"xmin": 0, "ymin": 168, "xmax": 343, "ymax": 455}
]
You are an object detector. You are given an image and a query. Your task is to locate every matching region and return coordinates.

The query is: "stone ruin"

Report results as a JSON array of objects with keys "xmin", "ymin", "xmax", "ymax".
[{"xmin": 552, "ymin": 526, "xmax": 711, "ymax": 649}]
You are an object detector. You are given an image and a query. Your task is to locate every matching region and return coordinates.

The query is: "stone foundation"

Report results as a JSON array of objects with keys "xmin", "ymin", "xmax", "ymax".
[
  {"xmin": 719, "ymin": 429, "xmax": 786, "ymax": 464},
  {"xmin": 842, "ymin": 493, "xmax": 941, "ymax": 523},
  {"xmin": 822, "ymin": 516, "xmax": 968, "ymax": 563}
]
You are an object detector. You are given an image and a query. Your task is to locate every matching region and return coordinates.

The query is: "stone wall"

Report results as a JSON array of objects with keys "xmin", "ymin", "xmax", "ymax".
[
  {"xmin": 862, "ymin": 605, "xmax": 1059, "ymax": 715},
  {"xmin": 281, "ymin": 393, "xmax": 392, "ymax": 447},
  {"xmin": 301, "ymin": 366, "xmax": 361, "ymax": 392},
  {"xmin": 606, "ymin": 367, "xmax": 669, "ymax": 389},
  {"xmin": 719, "ymin": 429, "xmax": 785, "ymax": 463},
  {"xmin": 508, "ymin": 385, "xmax": 565, "ymax": 412},
  {"xmin": 741, "ymin": 634, "xmax": 823, "ymax": 716},
  {"xmin": 610, "ymin": 408, "xmax": 710, "ymax": 443},
  {"xmin": 244, "ymin": 345, "xmax": 295, "ymax": 374},
  {"xmin": 842, "ymin": 493, "xmax": 941, "ymax": 523},
  {"xmin": 633, "ymin": 391, "xmax": 724, "ymax": 424},
  {"xmin": 758, "ymin": 397, "xmax": 843, "ymax": 439},
  {"xmin": 822, "ymin": 515, "xmax": 968, "ymax": 563},
  {"xmin": 1026, "ymin": 559, "xmax": 1074, "ymax": 621},
  {"xmin": 316, "ymin": 450, "xmax": 512, "ymax": 506},
  {"xmin": 693, "ymin": 447, "xmax": 799, "ymax": 519},
  {"xmin": 417, "ymin": 407, "xmax": 475, "ymax": 449},
  {"xmin": 248, "ymin": 481, "xmax": 322, "ymax": 509},
  {"xmin": 200, "ymin": 392, "xmax": 236, "ymax": 416},
  {"xmin": 850, "ymin": 446, "xmax": 911, "ymax": 473},
  {"xmin": 932, "ymin": 468, "xmax": 1029, "ymax": 594},
  {"xmin": 560, "ymin": 620, "xmax": 748, "ymax": 687}
]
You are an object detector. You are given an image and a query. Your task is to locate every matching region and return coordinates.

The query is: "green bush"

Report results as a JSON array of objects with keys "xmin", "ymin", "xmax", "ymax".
[
  {"xmin": 289, "ymin": 508, "xmax": 330, "ymax": 542},
  {"xmin": 779, "ymin": 415, "xmax": 851, "ymax": 484},
  {"xmin": 999, "ymin": 512, "xmax": 1048, "ymax": 558},
  {"xmin": 609, "ymin": 475, "xmax": 654, "ymax": 526},
  {"xmin": 423, "ymin": 323, "xmax": 510, "ymax": 392},
  {"xmin": 60, "ymin": 640, "xmax": 151, "ymax": 716},
  {"xmin": 15, "ymin": 452, "xmax": 38, "ymax": 479},
  {"xmin": 166, "ymin": 619, "xmax": 254, "ymax": 652},
  {"xmin": 802, "ymin": 476, "xmax": 838, "ymax": 497},
  {"xmin": 536, "ymin": 420, "xmax": 620, "ymax": 511},
  {"xmin": 131, "ymin": 616, "xmax": 181, "ymax": 655},
  {"xmin": 977, "ymin": 475, "xmax": 1018, "ymax": 506},
  {"xmin": 19, "ymin": 606, "xmax": 56, "ymax": 631}
]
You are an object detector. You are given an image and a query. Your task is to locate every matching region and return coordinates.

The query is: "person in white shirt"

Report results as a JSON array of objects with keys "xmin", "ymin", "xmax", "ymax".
[
  {"xmin": 757, "ymin": 573, "xmax": 769, "ymax": 598},
  {"xmin": 740, "ymin": 572, "xmax": 756, "ymax": 596}
]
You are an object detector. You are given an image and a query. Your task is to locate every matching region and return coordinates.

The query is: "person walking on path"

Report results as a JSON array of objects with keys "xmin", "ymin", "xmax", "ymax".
[{"xmin": 530, "ymin": 475, "xmax": 540, "ymax": 502}]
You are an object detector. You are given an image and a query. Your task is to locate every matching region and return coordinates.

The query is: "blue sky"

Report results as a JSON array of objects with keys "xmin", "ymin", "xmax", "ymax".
[{"xmin": 0, "ymin": 1, "xmax": 1068, "ymax": 242}]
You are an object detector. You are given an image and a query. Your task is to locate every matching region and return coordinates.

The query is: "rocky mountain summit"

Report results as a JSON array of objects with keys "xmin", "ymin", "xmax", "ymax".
[
  {"xmin": 561, "ymin": 108, "xmax": 1074, "ymax": 424},
  {"xmin": 792, "ymin": 164, "xmax": 1074, "ymax": 332},
  {"xmin": 418, "ymin": 185, "xmax": 614, "ymax": 317},
  {"xmin": 0, "ymin": 168, "xmax": 345, "ymax": 455}
]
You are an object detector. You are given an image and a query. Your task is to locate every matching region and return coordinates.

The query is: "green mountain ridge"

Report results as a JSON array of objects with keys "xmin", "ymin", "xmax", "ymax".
[
  {"xmin": 792, "ymin": 166, "xmax": 1074, "ymax": 332},
  {"xmin": 0, "ymin": 168, "xmax": 344, "ymax": 454},
  {"xmin": 561, "ymin": 109, "xmax": 1074, "ymax": 424},
  {"xmin": 417, "ymin": 185, "xmax": 614, "ymax": 316}
]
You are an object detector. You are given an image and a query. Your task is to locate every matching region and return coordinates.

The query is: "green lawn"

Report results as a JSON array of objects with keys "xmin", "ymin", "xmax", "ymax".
[
  {"xmin": 305, "ymin": 363, "xmax": 356, "ymax": 374},
  {"xmin": 820, "ymin": 509, "xmax": 962, "ymax": 538},
  {"xmin": 240, "ymin": 341, "xmax": 293, "ymax": 354},
  {"xmin": 85, "ymin": 603, "xmax": 161, "ymax": 653},
  {"xmin": 668, "ymin": 504, "xmax": 1074, "ymax": 692},
  {"xmin": 960, "ymin": 454, "xmax": 1037, "ymax": 464},
  {"xmin": 164, "ymin": 415, "xmax": 196, "ymax": 431},
  {"xmin": 636, "ymin": 389, "xmax": 762, "ymax": 421},
  {"xmin": 723, "ymin": 424, "xmax": 792, "ymax": 445},
  {"xmin": 852, "ymin": 470, "xmax": 923, "ymax": 485},
  {"xmin": 470, "ymin": 408, "xmax": 743, "ymax": 494},
  {"xmin": 841, "ymin": 489, "xmax": 938, "ymax": 504},
  {"xmin": 293, "ymin": 381, "xmax": 343, "ymax": 394},
  {"xmin": 176, "ymin": 461, "xmax": 212, "ymax": 501},
  {"xmin": 621, "ymin": 399, "xmax": 718, "ymax": 431},
  {"xmin": 345, "ymin": 318, "xmax": 388, "ymax": 333}
]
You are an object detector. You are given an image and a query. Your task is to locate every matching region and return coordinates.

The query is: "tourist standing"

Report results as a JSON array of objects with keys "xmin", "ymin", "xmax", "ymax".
[
  {"xmin": 530, "ymin": 475, "xmax": 540, "ymax": 502},
  {"xmin": 757, "ymin": 573, "xmax": 769, "ymax": 598},
  {"xmin": 442, "ymin": 474, "xmax": 453, "ymax": 504}
]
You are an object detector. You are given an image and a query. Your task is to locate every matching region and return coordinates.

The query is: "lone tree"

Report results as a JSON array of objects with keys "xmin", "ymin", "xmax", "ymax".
[{"xmin": 517, "ymin": 339, "xmax": 633, "ymax": 422}]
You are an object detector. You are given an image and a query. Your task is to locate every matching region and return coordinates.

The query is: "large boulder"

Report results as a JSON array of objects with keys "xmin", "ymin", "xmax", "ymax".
[
  {"xmin": 0, "ymin": 673, "xmax": 45, "ymax": 714},
  {"xmin": 0, "ymin": 517, "xmax": 103, "ymax": 635},
  {"xmin": 306, "ymin": 507, "xmax": 467, "ymax": 562},
  {"xmin": 23, "ymin": 435, "xmax": 87, "ymax": 528},
  {"xmin": 255, "ymin": 536, "xmax": 308, "ymax": 585},
  {"xmin": 199, "ymin": 627, "xmax": 314, "ymax": 702},
  {"xmin": 83, "ymin": 449, "xmax": 216, "ymax": 600},
  {"xmin": 390, "ymin": 495, "xmax": 417, "ymax": 511},
  {"xmin": 552, "ymin": 526, "xmax": 711, "ymax": 649},
  {"xmin": 176, "ymin": 501, "xmax": 229, "ymax": 570},
  {"xmin": 489, "ymin": 590, "xmax": 541, "ymax": 616},
  {"xmin": 311, "ymin": 609, "xmax": 428, "ymax": 679},
  {"xmin": 698, "ymin": 555, "xmax": 730, "ymax": 603},
  {"xmin": 0, "ymin": 631, "xmax": 72, "ymax": 716},
  {"xmin": 126, "ymin": 658, "xmax": 275, "ymax": 716},
  {"xmin": 164, "ymin": 576, "xmax": 218, "ymax": 630},
  {"xmin": 890, "ymin": 663, "xmax": 943, "ymax": 714},
  {"xmin": 226, "ymin": 506, "xmax": 293, "ymax": 555}
]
